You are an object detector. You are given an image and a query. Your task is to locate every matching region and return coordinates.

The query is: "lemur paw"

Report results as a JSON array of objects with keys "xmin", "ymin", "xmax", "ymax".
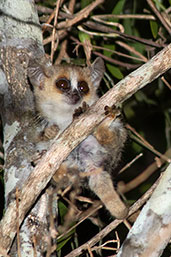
[
  {"xmin": 73, "ymin": 101, "xmax": 89, "ymax": 119},
  {"xmin": 40, "ymin": 124, "xmax": 59, "ymax": 141},
  {"xmin": 104, "ymin": 105, "xmax": 121, "ymax": 118}
]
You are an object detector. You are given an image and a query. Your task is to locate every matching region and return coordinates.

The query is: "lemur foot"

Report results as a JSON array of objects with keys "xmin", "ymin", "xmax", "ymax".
[
  {"xmin": 104, "ymin": 105, "xmax": 121, "ymax": 118},
  {"xmin": 73, "ymin": 101, "xmax": 89, "ymax": 119},
  {"xmin": 94, "ymin": 105, "xmax": 121, "ymax": 146}
]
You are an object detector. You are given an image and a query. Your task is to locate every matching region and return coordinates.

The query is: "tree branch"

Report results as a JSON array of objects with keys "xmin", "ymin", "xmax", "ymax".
[
  {"xmin": 64, "ymin": 176, "xmax": 160, "ymax": 257},
  {"xmin": 116, "ymin": 163, "xmax": 171, "ymax": 257},
  {"xmin": 0, "ymin": 43, "xmax": 171, "ymax": 254}
]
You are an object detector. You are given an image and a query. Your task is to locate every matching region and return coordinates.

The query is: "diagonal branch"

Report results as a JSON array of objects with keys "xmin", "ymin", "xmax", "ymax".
[
  {"xmin": 0, "ymin": 43, "xmax": 171, "ymax": 254},
  {"xmin": 57, "ymin": 0, "xmax": 104, "ymax": 29},
  {"xmin": 65, "ymin": 175, "xmax": 160, "ymax": 257},
  {"xmin": 116, "ymin": 163, "xmax": 171, "ymax": 257},
  {"xmin": 147, "ymin": 0, "xmax": 171, "ymax": 35}
]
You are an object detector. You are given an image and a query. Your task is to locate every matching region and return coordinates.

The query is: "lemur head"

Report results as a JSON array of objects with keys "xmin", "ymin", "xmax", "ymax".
[{"xmin": 28, "ymin": 57, "xmax": 105, "ymax": 126}]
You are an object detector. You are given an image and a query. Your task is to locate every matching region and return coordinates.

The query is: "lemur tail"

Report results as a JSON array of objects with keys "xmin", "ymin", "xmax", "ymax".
[{"xmin": 88, "ymin": 170, "xmax": 128, "ymax": 219}]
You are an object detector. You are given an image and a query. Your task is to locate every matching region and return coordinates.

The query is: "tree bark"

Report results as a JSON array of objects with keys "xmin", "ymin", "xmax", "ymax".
[
  {"xmin": 0, "ymin": 0, "xmax": 56, "ymax": 256},
  {"xmin": 116, "ymin": 163, "xmax": 171, "ymax": 257}
]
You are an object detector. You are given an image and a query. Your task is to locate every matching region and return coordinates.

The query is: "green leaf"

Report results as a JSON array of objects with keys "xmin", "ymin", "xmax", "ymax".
[
  {"xmin": 81, "ymin": 0, "xmax": 91, "ymax": 9},
  {"xmin": 124, "ymin": 103, "xmax": 136, "ymax": 120},
  {"xmin": 58, "ymin": 201, "xmax": 68, "ymax": 224},
  {"xmin": 78, "ymin": 31, "xmax": 91, "ymax": 43},
  {"xmin": 103, "ymin": 45, "xmax": 123, "ymax": 80},
  {"xmin": 135, "ymin": 91, "xmax": 157, "ymax": 105},
  {"xmin": 123, "ymin": 18, "xmax": 132, "ymax": 35},
  {"xmin": 103, "ymin": 44, "xmax": 115, "ymax": 58},
  {"xmin": 57, "ymin": 226, "xmax": 76, "ymax": 251},
  {"xmin": 139, "ymin": 183, "xmax": 151, "ymax": 194},
  {"xmin": 106, "ymin": 64, "xmax": 123, "ymax": 80},
  {"xmin": 112, "ymin": 0, "xmax": 126, "ymax": 15},
  {"xmin": 153, "ymin": 0, "xmax": 166, "ymax": 11},
  {"xmin": 57, "ymin": 234, "xmax": 72, "ymax": 252},
  {"xmin": 150, "ymin": 20, "xmax": 158, "ymax": 39},
  {"xmin": 131, "ymin": 141, "xmax": 143, "ymax": 154}
]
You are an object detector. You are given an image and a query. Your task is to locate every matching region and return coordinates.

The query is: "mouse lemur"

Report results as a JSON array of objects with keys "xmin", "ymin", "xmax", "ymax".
[{"xmin": 28, "ymin": 56, "xmax": 128, "ymax": 219}]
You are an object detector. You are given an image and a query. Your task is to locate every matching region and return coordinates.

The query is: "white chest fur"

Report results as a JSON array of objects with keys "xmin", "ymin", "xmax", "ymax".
[{"xmin": 40, "ymin": 100, "xmax": 78, "ymax": 132}]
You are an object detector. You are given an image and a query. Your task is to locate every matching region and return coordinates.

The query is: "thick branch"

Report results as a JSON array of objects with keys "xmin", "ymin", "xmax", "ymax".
[
  {"xmin": 0, "ymin": 43, "xmax": 171, "ymax": 254},
  {"xmin": 116, "ymin": 163, "xmax": 171, "ymax": 257}
]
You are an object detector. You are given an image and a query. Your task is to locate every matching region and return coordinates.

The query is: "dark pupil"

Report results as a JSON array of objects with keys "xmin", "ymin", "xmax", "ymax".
[
  {"xmin": 78, "ymin": 81, "xmax": 89, "ymax": 94},
  {"xmin": 56, "ymin": 78, "xmax": 70, "ymax": 91}
]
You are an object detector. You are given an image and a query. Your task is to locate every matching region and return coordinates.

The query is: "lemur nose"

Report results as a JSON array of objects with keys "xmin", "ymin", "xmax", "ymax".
[{"xmin": 72, "ymin": 89, "xmax": 81, "ymax": 104}]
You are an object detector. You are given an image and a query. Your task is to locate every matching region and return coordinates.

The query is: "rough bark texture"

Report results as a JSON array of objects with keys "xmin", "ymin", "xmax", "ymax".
[
  {"xmin": 0, "ymin": 0, "xmax": 56, "ymax": 256},
  {"xmin": 117, "ymin": 163, "xmax": 171, "ymax": 257}
]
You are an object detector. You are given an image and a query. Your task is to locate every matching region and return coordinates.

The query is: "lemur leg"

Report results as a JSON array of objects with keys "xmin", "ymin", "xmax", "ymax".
[
  {"xmin": 72, "ymin": 104, "xmax": 128, "ymax": 219},
  {"xmin": 88, "ymin": 170, "xmax": 128, "ymax": 219},
  {"xmin": 86, "ymin": 106, "xmax": 128, "ymax": 219},
  {"xmin": 78, "ymin": 133, "xmax": 128, "ymax": 219}
]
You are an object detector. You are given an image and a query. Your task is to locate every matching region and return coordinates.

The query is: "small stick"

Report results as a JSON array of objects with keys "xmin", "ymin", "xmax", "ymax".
[
  {"xmin": 64, "ymin": 177, "xmax": 160, "ymax": 257},
  {"xmin": 147, "ymin": 0, "xmax": 171, "ymax": 34}
]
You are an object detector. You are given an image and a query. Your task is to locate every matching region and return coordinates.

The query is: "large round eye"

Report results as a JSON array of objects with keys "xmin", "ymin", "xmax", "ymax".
[
  {"xmin": 78, "ymin": 81, "xmax": 89, "ymax": 94},
  {"xmin": 55, "ymin": 78, "xmax": 70, "ymax": 91}
]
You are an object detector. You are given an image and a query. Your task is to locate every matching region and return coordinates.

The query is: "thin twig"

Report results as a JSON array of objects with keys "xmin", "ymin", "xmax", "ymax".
[
  {"xmin": 51, "ymin": 0, "xmax": 61, "ymax": 62},
  {"xmin": 147, "ymin": 0, "xmax": 171, "ymax": 35},
  {"xmin": 55, "ymin": 39, "xmax": 69, "ymax": 64},
  {"xmin": 161, "ymin": 76, "xmax": 171, "ymax": 90},
  {"xmin": 91, "ymin": 17, "xmax": 125, "ymax": 33},
  {"xmin": 115, "ymin": 41, "xmax": 148, "ymax": 62},
  {"xmin": 43, "ymin": 0, "xmax": 104, "ymax": 46},
  {"xmin": 57, "ymin": 202, "xmax": 103, "ymax": 241},
  {"xmin": 93, "ymin": 51, "xmax": 140, "ymax": 69},
  {"xmin": 71, "ymin": 36, "xmax": 146, "ymax": 62},
  {"xmin": 57, "ymin": 0, "xmax": 104, "ymax": 29},
  {"xmin": 91, "ymin": 239, "xmax": 118, "ymax": 253},
  {"xmin": 43, "ymin": 30, "xmax": 67, "ymax": 46},
  {"xmin": 87, "ymin": 244, "xmax": 94, "ymax": 257},
  {"xmin": 55, "ymin": 0, "xmax": 76, "ymax": 65},
  {"xmin": 126, "ymin": 124, "xmax": 171, "ymax": 163},
  {"xmin": 77, "ymin": 24, "xmax": 120, "ymax": 38},
  {"xmin": 92, "ymin": 14, "xmax": 156, "ymax": 21},
  {"xmin": 119, "ymin": 153, "xmax": 143, "ymax": 174},
  {"xmin": 64, "ymin": 177, "xmax": 160, "ymax": 257},
  {"xmin": 119, "ymin": 148, "xmax": 171, "ymax": 194},
  {"xmin": 42, "ymin": 9, "xmax": 55, "ymax": 33},
  {"xmin": 84, "ymin": 21, "xmax": 166, "ymax": 48},
  {"xmin": 68, "ymin": 0, "xmax": 76, "ymax": 14}
]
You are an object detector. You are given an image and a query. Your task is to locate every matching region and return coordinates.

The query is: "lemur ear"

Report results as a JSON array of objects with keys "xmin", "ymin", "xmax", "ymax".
[
  {"xmin": 28, "ymin": 56, "xmax": 53, "ymax": 88},
  {"xmin": 90, "ymin": 57, "xmax": 105, "ymax": 88}
]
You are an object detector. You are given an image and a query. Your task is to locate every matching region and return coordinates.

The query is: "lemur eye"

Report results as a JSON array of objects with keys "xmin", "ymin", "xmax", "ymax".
[
  {"xmin": 78, "ymin": 81, "xmax": 89, "ymax": 94},
  {"xmin": 56, "ymin": 78, "xmax": 70, "ymax": 91}
]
